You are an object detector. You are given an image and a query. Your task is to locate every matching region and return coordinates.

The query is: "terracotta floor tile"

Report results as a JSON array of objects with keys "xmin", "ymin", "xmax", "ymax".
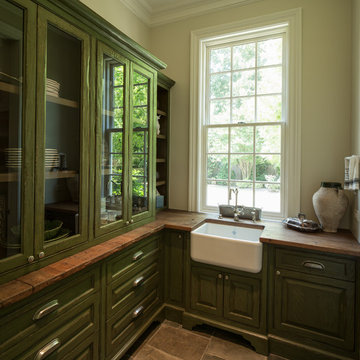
[
  {"xmin": 147, "ymin": 324, "xmax": 209, "ymax": 360},
  {"xmin": 206, "ymin": 337, "xmax": 266, "ymax": 360},
  {"xmin": 134, "ymin": 345, "xmax": 181, "ymax": 360},
  {"xmin": 163, "ymin": 319, "xmax": 182, "ymax": 328},
  {"xmin": 202, "ymin": 355, "xmax": 225, "ymax": 360}
]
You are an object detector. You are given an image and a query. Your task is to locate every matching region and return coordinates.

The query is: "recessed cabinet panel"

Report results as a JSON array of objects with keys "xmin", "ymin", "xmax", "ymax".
[
  {"xmin": 0, "ymin": 0, "xmax": 35, "ymax": 270},
  {"xmin": 131, "ymin": 71, "xmax": 150, "ymax": 216}
]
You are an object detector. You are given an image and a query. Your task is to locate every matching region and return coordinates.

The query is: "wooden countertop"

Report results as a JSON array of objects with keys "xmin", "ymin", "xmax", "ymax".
[{"xmin": 0, "ymin": 209, "xmax": 359, "ymax": 309}]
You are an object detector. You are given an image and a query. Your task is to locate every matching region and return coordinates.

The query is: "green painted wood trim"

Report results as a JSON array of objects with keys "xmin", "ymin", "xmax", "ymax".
[
  {"xmin": 35, "ymin": 7, "xmax": 90, "ymax": 258},
  {"xmin": 94, "ymin": 41, "xmax": 130, "ymax": 238},
  {"xmin": 0, "ymin": 0, "xmax": 37, "ymax": 274},
  {"xmin": 158, "ymin": 72, "xmax": 175, "ymax": 89},
  {"xmin": 34, "ymin": 0, "xmax": 166, "ymax": 71}
]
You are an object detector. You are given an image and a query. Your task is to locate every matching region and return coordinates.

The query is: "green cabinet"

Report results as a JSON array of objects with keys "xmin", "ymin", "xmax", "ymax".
[
  {"xmin": 269, "ymin": 246, "xmax": 357, "ymax": 359},
  {"xmin": 163, "ymin": 230, "xmax": 187, "ymax": 307},
  {"xmin": 95, "ymin": 41, "xmax": 156, "ymax": 239},
  {"xmin": 190, "ymin": 265, "xmax": 262, "ymax": 329}
]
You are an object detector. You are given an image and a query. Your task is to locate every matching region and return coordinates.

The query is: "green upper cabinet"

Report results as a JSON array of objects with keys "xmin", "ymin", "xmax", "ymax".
[
  {"xmin": 34, "ymin": 7, "xmax": 90, "ymax": 258},
  {"xmin": 95, "ymin": 42, "xmax": 156, "ymax": 237},
  {"xmin": 0, "ymin": 0, "xmax": 36, "ymax": 273},
  {"xmin": 95, "ymin": 42, "xmax": 130, "ymax": 236}
]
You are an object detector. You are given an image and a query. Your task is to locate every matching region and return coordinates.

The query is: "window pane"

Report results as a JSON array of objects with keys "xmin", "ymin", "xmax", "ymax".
[
  {"xmin": 255, "ymin": 155, "xmax": 280, "ymax": 182},
  {"xmin": 210, "ymin": 47, "xmax": 231, "ymax": 73},
  {"xmin": 210, "ymin": 73, "xmax": 230, "ymax": 98},
  {"xmin": 255, "ymin": 126, "xmax": 281, "ymax": 153},
  {"xmin": 255, "ymin": 183, "xmax": 280, "ymax": 212},
  {"xmin": 209, "ymin": 99, "xmax": 230, "ymax": 124},
  {"xmin": 206, "ymin": 180, "xmax": 228, "ymax": 206},
  {"xmin": 230, "ymin": 155, "xmax": 253, "ymax": 180},
  {"xmin": 113, "ymin": 109, "xmax": 123, "ymax": 128},
  {"xmin": 113, "ymin": 65, "xmax": 124, "ymax": 86},
  {"xmin": 110, "ymin": 132, "xmax": 123, "ymax": 153},
  {"xmin": 230, "ymin": 127, "xmax": 253, "ymax": 153},
  {"xmin": 257, "ymin": 38, "xmax": 282, "ymax": 67},
  {"xmin": 257, "ymin": 95, "xmax": 282, "ymax": 123},
  {"xmin": 133, "ymin": 107, "xmax": 147, "ymax": 128},
  {"xmin": 233, "ymin": 43, "xmax": 255, "ymax": 70},
  {"xmin": 207, "ymin": 154, "xmax": 228, "ymax": 180},
  {"xmin": 133, "ymin": 131, "xmax": 147, "ymax": 154},
  {"xmin": 232, "ymin": 97, "xmax": 255, "ymax": 123},
  {"xmin": 229, "ymin": 182, "xmax": 253, "ymax": 207},
  {"xmin": 257, "ymin": 67, "xmax": 282, "ymax": 94},
  {"xmin": 109, "ymin": 153, "xmax": 122, "ymax": 173},
  {"xmin": 113, "ymin": 87, "xmax": 123, "ymax": 108},
  {"xmin": 133, "ymin": 84, "xmax": 148, "ymax": 106},
  {"xmin": 232, "ymin": 70, "xmax": 255, "ymax": 96},
  {"xmin": 208, "ymin": 128, "xmax": 228, "ymax": 153}
]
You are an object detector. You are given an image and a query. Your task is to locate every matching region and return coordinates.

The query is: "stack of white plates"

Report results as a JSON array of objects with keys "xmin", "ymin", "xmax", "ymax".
[
  {"xmin": 4, "ymin": 148, "xmax": 59, "ymax": 169},
  {"xmin": 45, "ymin": 148, "xmax": 59, "ymax": 169},
  {"xmin": 4, "ymin": 148, "xmax": 22, "ymax": 168},
  {"xmin": 46, "ymin": 78, "xmax": 60, "ymax": 97}
]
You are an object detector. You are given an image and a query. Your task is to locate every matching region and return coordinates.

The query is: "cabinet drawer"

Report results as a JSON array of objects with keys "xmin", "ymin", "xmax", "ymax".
[
  {"xmin": 0, "ymin": 266, "xmax": 100, "ymax": 355},
  {"xmin": 3, "ymin": 293, "xmax": 100, "ymax": 359},
  {"xmin": 106, "ymin": 287, "xmax": 161, "ymax": 358},
  {"xmin": 107, "ymin": 260, "xmax": 160, "ymax": 318},
  {"xmin": 106, "ymin": 235, "xmax": 160, "ymax": 284},
  {"xmin": 275, "ymin": 247, "xmax": 355, "ymax": 281}
]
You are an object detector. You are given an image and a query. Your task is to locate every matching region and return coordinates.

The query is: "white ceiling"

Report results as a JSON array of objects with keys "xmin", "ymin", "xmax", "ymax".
[{"xmin": 120, "ymin": 0, "xmax": 262, "ymax": 27}]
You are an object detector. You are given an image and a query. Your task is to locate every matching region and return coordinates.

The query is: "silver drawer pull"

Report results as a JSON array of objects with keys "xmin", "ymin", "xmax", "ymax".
[
  {"xmin": 133, "ymin": 276, "xmax": 145, "ymax": 287},
  {"xmin": 34, "ymin": 338, "xmax": 61, "ymax": 360},
  {"xmin": 132, "ymin": 305, "xmax": 144, "ymax": 319},
  {"xmin": 302, "ymin": 261, "xmax": 325, "ymax": 270},
  {"xmin": 133, "ymin": 251, "xmax": 144, "ymax": 261},
  {"xmin": 33, "ymin": 300, "xmax": 59, "ymax": 320}
]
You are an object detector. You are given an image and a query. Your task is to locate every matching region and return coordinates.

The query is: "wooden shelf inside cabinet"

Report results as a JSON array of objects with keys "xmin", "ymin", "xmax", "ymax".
[
  {"xmin": 46, "ymin": 94, "xmax": 78, "ymax": 108},
  {"xmin": 156, "ymin": 180, "xmax": 166, "ymax": 186},
  {"xmin": 0, "ymin": 170, "xmax": 77, "ymax": 183},
  {"xmin": 157, "ymin": 134, "xmax": 166, "ymax": 140},
  {"xmin": 156, "ymin": 158, "xmax": 166, "ymax": 163},
  {"xmin": 157, "ymin": 109, "xmax": 167, "ymax": 116},
  {"xmin": 0, "ymin": 81, "xmax": 19, "ymax": 94}
]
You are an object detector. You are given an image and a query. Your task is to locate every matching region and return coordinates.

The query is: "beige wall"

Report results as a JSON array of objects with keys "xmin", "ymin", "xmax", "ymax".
[
  {"xmin": 150, "ymin": 0, "xmax": 353, "ymax": 222},
  {"xmin": 80, "ymin": 0, "xmax": 150, "ymax": 49}
]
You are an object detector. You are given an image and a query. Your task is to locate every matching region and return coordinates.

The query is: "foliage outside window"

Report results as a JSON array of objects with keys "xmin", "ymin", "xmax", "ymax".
[{"xmin": 204, "ymin": 35, "xmax": 285, "ymax": 214}]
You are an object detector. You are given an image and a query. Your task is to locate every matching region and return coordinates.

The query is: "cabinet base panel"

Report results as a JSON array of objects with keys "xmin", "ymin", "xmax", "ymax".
[
  {"xmin": 163, "ymin": 304, "xmax": 184, "ymax": 324},
  {"xmin": 268, "ymin": 335, "xmax": 356, "ymax": 360},
  {"xmin": 182, "ymin": 312, "xmax": 269, "ymax": 356}
]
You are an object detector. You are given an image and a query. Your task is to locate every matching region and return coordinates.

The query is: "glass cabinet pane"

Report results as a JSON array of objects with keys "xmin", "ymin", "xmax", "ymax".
[
  {"xmin": 100, "ymin": 55, "xmax": 125, "ymax": 225},
  {"xmin": 43, "ymin": 24, "xmax": 81, "ymax": 242},
  {"xmin": 132, "ymin": 71, "xmax": 150, "ymax": 215},
  {"xmin": 0, "ymin": 1, "xmax": 24, "ymax": 259}
]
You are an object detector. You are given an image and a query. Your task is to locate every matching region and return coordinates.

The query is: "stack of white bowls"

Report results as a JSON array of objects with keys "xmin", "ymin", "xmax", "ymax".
[
  {"xmin": 4, "ymin": 148, "xmax": 22, "ymax": 168},
  {"xmin": 45, "ymin": 149, "xmax": 60, "ymax": 169},
  {"xmin": 46, "ymin": 78, "xmax": 60, "ymax": 97}
]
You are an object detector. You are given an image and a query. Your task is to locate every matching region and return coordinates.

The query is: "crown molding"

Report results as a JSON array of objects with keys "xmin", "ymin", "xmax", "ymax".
[{"xmin": 120, "ymin": 0, "xmax": 264, "ymax": 27}]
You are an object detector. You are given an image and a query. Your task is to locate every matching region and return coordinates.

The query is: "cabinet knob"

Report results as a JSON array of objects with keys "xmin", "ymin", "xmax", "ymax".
[
  {"xmin": 178, "ymin": 234, "xmax": 182, "ymax": 239},
  {"xmin": 133, "ymin": 251, "xmax": 144, "ymax": 261},
  {"xmin": 133, "ymin": 276, "xmax": 145, "ymax": 288},
  {"xmin": 28, "ymin": 255, "xmax": 35, "ymax": 263},
  {"xmin": 126, "ymin": 221, "xmax": 129, "ymax": 225},
  {"xmin": 276, "ymin": 270, "xmax": 281, "ymax": 276},
  {"xmin": 132, "ymin": 305, "xmax": 144, "ymax": 319},
  {"xmin": 218, "ymin": 274, "xmax": 222, "ymax": 279},
  {"xmin": 225, "ymin": 275, "xmax": 229, "ymax": 280},
  {"xmin": 130, "ymin": 219, "xmax": 134, "ymax": 224},
  {"xmin": 38, "ymin": 252, "xmax": 45, "ymax": 259}
]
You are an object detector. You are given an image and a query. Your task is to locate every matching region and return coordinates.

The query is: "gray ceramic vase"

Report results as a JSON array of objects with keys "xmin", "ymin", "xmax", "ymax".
[{"xmin": 312, "ymin": 182, "xmax": 348, "ymax": 233}]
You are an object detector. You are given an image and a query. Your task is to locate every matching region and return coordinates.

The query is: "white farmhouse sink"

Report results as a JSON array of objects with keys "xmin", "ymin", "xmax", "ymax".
[{"xmin": 191, "ymin": 222, "xmax": 263, "ymax": 273}]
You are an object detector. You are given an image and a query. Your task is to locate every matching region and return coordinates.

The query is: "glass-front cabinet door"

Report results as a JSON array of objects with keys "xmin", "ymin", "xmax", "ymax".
[
  {"xmin": 0, "ymin": 0, "xmax": 36, "ymax": 272},
  {"xmin": 35, "ymin": 8, "xmax": 90, "ymax": 259},
  {"xmin": 130, "ymin": 64, "xmax": 155, "ymax": 222},
  {"xmin": 95, "ymin": 42, "xmax": 129, "ymax": 237}
]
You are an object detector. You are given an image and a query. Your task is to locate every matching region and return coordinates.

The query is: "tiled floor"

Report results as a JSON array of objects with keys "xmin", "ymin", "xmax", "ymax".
[{"xmin": 122, "ymin": 320, "xmax": 287, "ymax": 360}]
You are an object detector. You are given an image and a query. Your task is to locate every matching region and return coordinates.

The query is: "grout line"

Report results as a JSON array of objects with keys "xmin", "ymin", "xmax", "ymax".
[
  {"xmin": 200, "ymin": 333, "xmax": 213, "ymax": 360},
  {"xmin": 145, "ymin": 344, "xmax": 183, "ymax": 360}
]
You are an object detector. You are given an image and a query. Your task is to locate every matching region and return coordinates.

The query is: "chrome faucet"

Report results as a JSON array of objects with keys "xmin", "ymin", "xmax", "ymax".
[{"xmin": 229, "ymin": 187, "xmax": 244, "ymax": 222}]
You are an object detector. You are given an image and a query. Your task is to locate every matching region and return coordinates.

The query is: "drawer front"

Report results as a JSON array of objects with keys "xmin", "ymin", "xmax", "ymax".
[
  {"xmin": 107, "ymin": 259, "xmax": 160, "ymax": 318},
  {"xmin": 275, "ymin": 247, "xmax": 355, "ymax": 281},
  {"xmin": 3, "ymin": 293, "xmax": 100, "ymax": 359},
  {"xmin": 106, "ymin": 235, "xmax": 160, "ymax": 284},
  {"xmin": 0, "ymin": 267, "xmax": 100, "ymax": 354},
  {"xmin": 106, "ymin": 287, "xmax": 161, "ymax": 358}
]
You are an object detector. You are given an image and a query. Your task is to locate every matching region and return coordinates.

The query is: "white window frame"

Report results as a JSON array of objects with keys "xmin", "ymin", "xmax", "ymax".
[{"xmin": 189, "ymin": 8, "xmax": 302, "ymax": 219}]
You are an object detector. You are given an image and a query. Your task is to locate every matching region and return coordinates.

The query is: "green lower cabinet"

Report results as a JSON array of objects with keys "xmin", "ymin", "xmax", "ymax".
[
  {"xmin": 190, "ymin": 266, "xmax": 223, "ymax": 317},
  {"xmin": 164, "ymin": 230, "xmax": 187, "ymax": 307},
  {"xmin": 223, "ymin": 273, "xmax": 261, "ymax": 328}
]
